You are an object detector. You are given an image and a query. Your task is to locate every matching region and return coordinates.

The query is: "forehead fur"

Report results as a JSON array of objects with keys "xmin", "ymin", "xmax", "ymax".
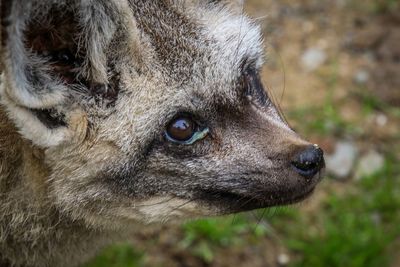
[
  {"xmin": 128, "ymin": 1, "xmax": 264, "ymax": 89},
  {"xmin": 98, "ymin": 1, "xmax": 264, "ymax": 154},
  {"xmin": 127, "ymin": 1, "xmax": 265, "ymax": 113}
]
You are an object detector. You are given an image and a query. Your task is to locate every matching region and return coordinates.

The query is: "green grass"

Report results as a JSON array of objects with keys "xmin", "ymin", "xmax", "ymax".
[
  {"xmin": 180, "ymin": 213, "xmax": 272, "ymax": 262},
  {"xmin": 353, "ymin": 89, "xmax": 400, "ymax": 119},
  {"xmin": 347, "ymin": 0, "xmax": 399, "ymax": 14},
  {"xmin": 83, "ymin": 244, "xmax": 144, "ymax": 267},
  {"xmin": 287, "ymin": 104, "xmax": 354, "ymax": 136},
  {"xmin": 372, "ymin": 0, "xmax": 399, "ymax": 13},
  {"xmin": 271, "ymin": 157, "xmax": 400, "ymax": 267}
]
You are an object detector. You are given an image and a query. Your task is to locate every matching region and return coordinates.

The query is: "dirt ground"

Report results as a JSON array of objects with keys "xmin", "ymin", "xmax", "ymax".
[{"xmin": 120, "ymin": 1, "xmax": 400, "ymax": 266}]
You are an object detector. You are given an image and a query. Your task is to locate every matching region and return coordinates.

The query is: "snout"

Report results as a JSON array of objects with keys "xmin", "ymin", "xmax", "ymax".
[{"xmin": 291, "ymin": 144, "xmax": 325, "ymax": 179}]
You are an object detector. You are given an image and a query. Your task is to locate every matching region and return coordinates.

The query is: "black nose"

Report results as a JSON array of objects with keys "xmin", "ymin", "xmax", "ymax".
[{"xmin": 291, "ymin": 145, "xmax": 324, "ymax": 179}]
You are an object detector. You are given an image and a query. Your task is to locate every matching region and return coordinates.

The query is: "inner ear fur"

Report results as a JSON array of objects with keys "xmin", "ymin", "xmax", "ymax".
[
  {"xmin": 25, "ymin": 9, "xmax": 78, "ymax": 56},
  {"xmin": 24, "ymin": 8, "xmax": 82, "ymax": 84},
  {"xmin": 1, "ymin": 1, "xmax": 118, "ymax": 109}
]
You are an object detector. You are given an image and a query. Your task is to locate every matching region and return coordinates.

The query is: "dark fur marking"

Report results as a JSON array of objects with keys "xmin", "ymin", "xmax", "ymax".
[
  {"xmin": 24, "ymin": 7, "xmax": 83, "ymax": 85},
  {"xmin": 0, "ymin": 256, "xmax": 11, "ymax": 267},
  {"xmin": 31, "ymin": 108, "xmax": 67, "ymax": 129},
  {"xmin": 102, "ymin": 139, "xmax": 157, "ymax": 198},
  {"xmin": 0, "ymin": 0, "xmax": 12, "ymax": 46}
]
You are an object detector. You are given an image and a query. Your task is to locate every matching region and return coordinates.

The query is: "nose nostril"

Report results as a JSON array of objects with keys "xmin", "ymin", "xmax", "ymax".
[
  {"xmin": 291, "ymin": 145, "xmax": 325, "ymax": 179},
  {"xmin": 292, "ymin": 161, "xmax": 318, "ymax": 172}
]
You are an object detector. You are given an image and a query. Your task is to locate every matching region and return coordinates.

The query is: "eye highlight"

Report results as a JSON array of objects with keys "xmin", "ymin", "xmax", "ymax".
[{"xmin": 165, "ymin": 115, "xmax": 209, "ymax": 145}]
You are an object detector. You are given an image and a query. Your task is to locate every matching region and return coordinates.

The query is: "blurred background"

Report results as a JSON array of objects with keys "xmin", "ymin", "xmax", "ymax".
[{"xmin": 85, "ymin": 0, "xmax": 400, "ymax": 266}]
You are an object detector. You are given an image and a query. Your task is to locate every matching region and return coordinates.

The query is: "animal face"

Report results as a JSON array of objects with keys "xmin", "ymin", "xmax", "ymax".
[{"xmin": 0, "ymin": 0, "xmax": 324, "ymax": 226}]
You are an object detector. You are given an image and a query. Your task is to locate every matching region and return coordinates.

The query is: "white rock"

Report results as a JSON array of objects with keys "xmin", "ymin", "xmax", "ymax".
[
  {"xmin": 325, "ymin": 141, "xmax": 358, "ymax": 179},
  {"xmin": 354, "ymin": 70, "xmax": 370, "ymax": 84},
  {"xmin": 301, "ymin": 48, "xmax": 327, "ymax": 71},
  {"xmin": 277, "ymin": 253, "xmax": 290, "ymax": 266},
  {"xmin": 355, "ymin": 150, "xmax": 385, "ymax": 180},
  {"xmin": 376, "ymin": 114, "xmax": 388, "ymax": 127}
]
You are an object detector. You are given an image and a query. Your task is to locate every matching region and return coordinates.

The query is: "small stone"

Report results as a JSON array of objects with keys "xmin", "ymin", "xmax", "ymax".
[
  {"xmin": 325, "ymin": 141, "xmax": 358, "ymax": 179},
  {"xmin": 301, "ymin": 48, "xmax": 327, "ymax": 71},
  {"xmin": 355, "ymin": 150, "xmax": 385, "ymax": 180},
  {"xmin": 371, "ymin": 212, "xmax": 382, "ymax": 226},
  {"xmin": 376, "ymin": 114, "xmax": 388, "ymax": 127},
  {"xmin": 354, "ymin": 70, "xmax": 370, "ymax": 84},
  {"xmin": 277, "ymin": 253, "xmax": 290, "ymax": 266}
]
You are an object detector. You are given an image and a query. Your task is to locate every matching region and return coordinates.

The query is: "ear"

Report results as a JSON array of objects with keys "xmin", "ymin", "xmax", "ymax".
[
  {"xmin": 1, "ymin": 1, "xmax": 71, "ymax": 108},
  {"xmin": 0, "ymin": 0, "xmax": 117, "ymax": 147}
]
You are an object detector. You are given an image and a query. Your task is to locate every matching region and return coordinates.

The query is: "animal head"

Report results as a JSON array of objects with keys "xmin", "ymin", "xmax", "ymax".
[{"xmin": 0, "ymin": 0, "xmax": 324, "ymax": 227}]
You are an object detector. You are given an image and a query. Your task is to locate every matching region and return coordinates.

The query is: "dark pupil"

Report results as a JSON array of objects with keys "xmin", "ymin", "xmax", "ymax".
[{"xmin": 168, "ymin": 118, "xmax": 194, "ymax": 141}]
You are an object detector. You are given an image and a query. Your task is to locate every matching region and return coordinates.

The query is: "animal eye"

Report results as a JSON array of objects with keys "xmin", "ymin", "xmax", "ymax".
[{"xmin": 165, "ymin": 116, "xmax": 209, "ymax": 145}]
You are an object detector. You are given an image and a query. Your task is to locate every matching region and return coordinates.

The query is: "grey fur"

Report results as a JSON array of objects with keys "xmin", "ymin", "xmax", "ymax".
[{"xmin": 0, "ymin": 1, "xmax": 323, "ymax": 266}]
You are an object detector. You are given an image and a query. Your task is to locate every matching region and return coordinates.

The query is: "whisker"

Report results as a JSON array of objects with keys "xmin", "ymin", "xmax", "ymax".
[
  {"xmin": 252, "ymin": 208, "xmax": 267, "ymax": 233},
  {"xmin": 263, "ymin": 46, "xmax": 290, "ymax": 126},
  {"xmin": 133, "ymin": 196, "xmax": 177, "ymax": 208},
  {"xmin": 160, "ymin": 198, "xmax": 200, "ymax": 222},
  {"xmin": 231, "ymin": 214, "xmax": 237, "ymax": 226},
  {"xmin": 253, "ymin": 14, "xmax": 269, "ymax": 21}
]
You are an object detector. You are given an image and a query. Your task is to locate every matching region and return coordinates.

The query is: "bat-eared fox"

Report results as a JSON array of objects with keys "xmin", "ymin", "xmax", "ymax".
[{"xmin": 0, "ymin": 0, "xmax": 324, "ymax": 266}]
